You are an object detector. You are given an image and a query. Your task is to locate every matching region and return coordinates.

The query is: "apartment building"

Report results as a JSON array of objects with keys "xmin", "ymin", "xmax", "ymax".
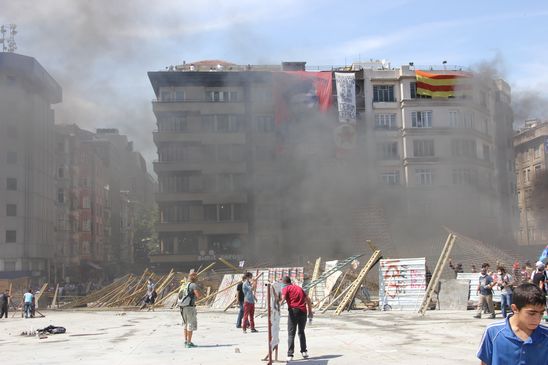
[
  {"xmin": 148, "ymin": 60, "xmax": 517, "ymax": 267},
  {"xmin": 359, "ymin": 62, "xmax": 517, "ymax": 246},
  {"xmin": 0, "ymin": 53, "xmax": 61, "ymax": 280},
  {"xmin": 514, "ymin": 120, "xmax": 548, "ymax": 246}
]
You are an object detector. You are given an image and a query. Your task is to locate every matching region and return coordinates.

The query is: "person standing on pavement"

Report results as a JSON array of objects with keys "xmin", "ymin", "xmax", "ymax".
[
  {"xmin": 496, "ymin": 266, "xmax": 513, "ymax": 318},
  {"xmin": 235, "ymin": 274, "xmax": 246, "ymax": 328},
  {"xmin": 178, "ymin": 272, "xmax": 203, "ymax": 348},
  {"xmin": 23, "ymin": 289, "xmax": 33, "ymax": 319},
  {"xmin": 0, "ymin": 290, "xmax": 9, "ymax": 318},
  {"xmin": 474, "ymin": 263, "xmax": 496, "ymax": 319},
  {"xmin": 530, "ymin": 261, "xmax": 546, "ymax": 294},
  {"xmin": 242, "ymin": 272, "xmax": 257, "ymax": 333},
  {"xmin": 281, "ymin": 276, "xmax": 313, "ymax": 361}
]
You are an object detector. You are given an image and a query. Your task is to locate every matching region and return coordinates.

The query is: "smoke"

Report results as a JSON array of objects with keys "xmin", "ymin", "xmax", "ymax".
[{"xmin": 512, "ymin": 91, "xmax": 548, "ymax": 126}]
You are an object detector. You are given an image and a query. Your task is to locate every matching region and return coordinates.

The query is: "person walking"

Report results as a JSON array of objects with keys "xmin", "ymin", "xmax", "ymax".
[
  {"xmin": 178, "ymin": 272, "xmax": 202, "ymax": 348},
  {"xmin": 530, "ymin": 261, "xmax": 546, "ymax": 294},
  {"xmin": 241, "ymin": 272, "xmax": 257, "ymax": 333},
  {"xmin": 496, "ymin": 266, "xmax": 513, "ymax": 318},
  {"xmin": 23, "ymin": 289, "xmax": 33, "ymax": 319},
  {"xmin": 281, "ymin": 276, "xmax": 313, "ymax": 361},
  {"xmin": 235, "ymin": 274, "xmax": 246, "ymax": 328},
  {"xmin": 474, "ymin": 263, "xmax": 495, "ymax": 319},
  {"xmin": 0, "ymin": 290, "xmax": 9, "ymax": 318}
]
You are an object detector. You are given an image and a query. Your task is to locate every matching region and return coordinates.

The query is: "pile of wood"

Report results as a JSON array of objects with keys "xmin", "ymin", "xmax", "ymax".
[{"xmin": 60, "ymin": 269, "xmax": 179, "ymax": 309}]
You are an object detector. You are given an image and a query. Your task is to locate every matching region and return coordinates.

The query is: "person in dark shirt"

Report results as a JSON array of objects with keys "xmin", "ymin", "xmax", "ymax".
[
  {"xmin": 235, "ymin": 274, "xmax": 246, "ymax": 328},
  {"xmin": 531, "ymin": 261, "xmax": 546, "ymax": 294},
  {"xmin": 0, "ymin": 290, "xmax": 9, "ymax": 318}
]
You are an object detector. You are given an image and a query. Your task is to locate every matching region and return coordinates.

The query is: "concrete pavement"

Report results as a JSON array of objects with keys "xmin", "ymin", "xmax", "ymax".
[{"xmin": 0, "ymin": 308, "xmax": 495, "ymax": 364}]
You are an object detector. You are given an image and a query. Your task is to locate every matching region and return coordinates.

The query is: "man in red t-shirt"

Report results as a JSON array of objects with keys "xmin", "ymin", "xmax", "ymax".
[{"xmin": 281, "ymin": 276, "xmax": 313, "ymax": 361}]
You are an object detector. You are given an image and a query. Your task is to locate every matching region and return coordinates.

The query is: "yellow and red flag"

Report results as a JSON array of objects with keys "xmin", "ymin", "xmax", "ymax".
[{"xmin": 415, "ymin": 70, "xmax": 471, "ymax": 98}]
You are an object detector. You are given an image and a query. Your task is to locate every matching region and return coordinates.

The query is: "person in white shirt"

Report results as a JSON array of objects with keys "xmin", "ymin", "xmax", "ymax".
[{"xmin": 23, "ymin": 289, "xmax": 33, "ymax": 318}]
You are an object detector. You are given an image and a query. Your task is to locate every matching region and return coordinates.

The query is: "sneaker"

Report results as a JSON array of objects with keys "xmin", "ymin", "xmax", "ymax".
[
  {"xmin": 242, "ymin": 329, "xmax": 247, "ymax": 333},
  {"xmin": 187, "ymin": 342, "xmax": 197, "ymax": 348},
  {"xmin": 251, "ymin": 328, "xmax": 258, "ymax": 333},
  {"xmin": 286, "ymin": 355, "xmax": 293, "ymax": 362},
  {"xmin": 490, "ymin": 314, "xmax": 496, "ymax": 319},
  {"xmin": 301, "ymin": 351, "xmax": 309, "ymax": 359},
  {"xmin": 184, "ymin": 341, "xmax": 188, "ymax": 347},
  {"xmin": 473, "ymin": 314, "xmax": 481, "ymax": 319},
  {"xmin": 236, "ymin": 325, "xmax": 242, "ymax": 328}
]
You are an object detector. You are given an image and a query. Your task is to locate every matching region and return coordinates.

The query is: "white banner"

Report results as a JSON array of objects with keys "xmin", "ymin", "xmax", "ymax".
[{"xmin": 335, "ymin": 72, "xmax": 356, "ymax": 124}]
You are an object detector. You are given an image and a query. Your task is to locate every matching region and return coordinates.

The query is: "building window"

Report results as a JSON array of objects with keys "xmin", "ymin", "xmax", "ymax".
[
  {"xmin": 203, "ymin": 115, "xmax": 243, "ymax": 132},
  {"xmin": 158, "ymin": 115, "xmax": 188, "ymax": 132},
  {"xmin": 58, "ymin": 167, "xmax": 64, "ymax": 178},
  {"xmin": 525, "ymin": 168, "xmax": 531, "ymax": 182},
  {"xmin": 256, "ymin": 115, "xmax": 275, "ymax": 132},
  {"xmin": 5, "ymin": 230, "xmax": 16, "ymax": 243},
  {"xmin": 174, "ymin": 90, "xmax": 185, "ymax": 102},
  {"xmin": 451, "ymin": 139, "xmax": 477, "ymax": 158},
  {"xmin": 483, "ymin": 144, "xmax": 491, "ymax": 162},
  {"xmin": 534, "ymin": 164, "xmax": 542, "ymax": 178},
  {"xmin": 6, "ymin": 178, "xmax": 17, "ymax": 191},
  {"xmin": 57, "ymin": 188, "xmax": 65, "ymax": 203},
  {"xmin": 535, "ymin": 145, "xmax": 542, "ymax": 159},
  {"xmin": 411, "ymin": 111, "xmax": 432, "ymax": 128},
  {"xmin": 377, "ymin": 141, "xmax": 399, "ymax": 160},
  {"xmin": 410, "ymin": 82, "xmax": 416, "ymax": 99},
  {"xmin": 82, "ymin": 196, "xmax": 91, "ymax": 209},
  {"xmin": 82, "ymin": 219, "xmax": 91, "ymax": 232},
  {"xmin": 204, "ymin": 205, "xmax": 217, "ymax": 221},
  {"xmin": 219, "ymin": 204, "xmax": 231, "ymax": 221},
  {"xmin": 375, "ymin": 114, "xmax": 397, "ymax": 129},
  {"xmin": 6, "ymin": 151, "xmax": 17, "ymax": 164},
  {"xmin": 381, "ymin": 171, "xmax": 400, "ymax": 185},
  {"xmin": 452, "ymin": 168, "xmax": 476, "ymax": 185},
  {"xmin": 415, "ymin": 168, "xmax": 433, "ymax": 185},
  {"xmin": 205, "ymin": 90, "xmax": 239, "ymax": 102},
  {"xmin": 413, "ymin": 140, "xmax": 434, "ymax": 157},
  {"xmin": 160, "ymin": 91, "xmax": 173, "ymax": 102},
  {"xmin": 4, "ymin": 260, "xmax": 16, "ymax": 271},
  {"xmin": 373, "ymin": 85, "xmax": 395, "ymax": 102},
  {"xmin": 449, "ymin": 110, "xmax": 460, "ymax": 128},
  {"xmin": 6, "ymin": 204, "xmax": 16, "ymax": 217}
]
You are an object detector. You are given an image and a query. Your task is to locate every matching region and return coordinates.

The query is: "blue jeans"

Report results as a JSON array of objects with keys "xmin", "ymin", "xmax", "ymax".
[
  {"xmin": 236, "ymin": 301, "xmax": 244, "ymax": 327},
  {"xmin": 24, "ymin": 303, "xmax": 32, "ymax": 318},
  {"xmin": 500, "ymin": 293, "xmax": 512, "ymax": 318}
]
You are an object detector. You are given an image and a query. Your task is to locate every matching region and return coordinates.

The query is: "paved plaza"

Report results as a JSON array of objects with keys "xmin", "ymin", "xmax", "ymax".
[{"xmin": 0, "ymin": 308, "xmax": 498, "ymax": 365}]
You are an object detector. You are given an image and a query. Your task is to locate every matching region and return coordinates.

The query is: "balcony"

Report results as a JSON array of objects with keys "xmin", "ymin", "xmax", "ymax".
[
  {"xmin": 153, "ymin": 131, "xmax": 246, "ymax": 144},
  {"xmin": 155, "ymin": 191, "xmax": 247, "ymax": 203},
  {"xmin": 156, "ymin": 221, "xmax": 249, "ymax": 235},
  {"xmin": 152, "ymin": 100, "xmax": 245, "ymax": 114},
  {"xmin": 153, "ymin": 160, "xmax": 247, "ymax": 174},
  {"xmin": 149, "ymin": 252, "xmax": 244, "ymax": 264}
]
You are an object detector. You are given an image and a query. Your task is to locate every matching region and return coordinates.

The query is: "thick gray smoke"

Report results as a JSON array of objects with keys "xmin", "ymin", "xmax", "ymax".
[
  {"xmin": 0, "ymin": 1, "xmax": 247, "ymax": 169},
  {"xmin": 512, "ymin": 91, "xmax": 548, "ymax": 127}
]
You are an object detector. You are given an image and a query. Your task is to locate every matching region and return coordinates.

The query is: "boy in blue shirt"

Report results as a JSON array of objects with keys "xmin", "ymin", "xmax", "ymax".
[{"xmin": 477, "ymin": 283, "xmax": 548, "ymax": 365}]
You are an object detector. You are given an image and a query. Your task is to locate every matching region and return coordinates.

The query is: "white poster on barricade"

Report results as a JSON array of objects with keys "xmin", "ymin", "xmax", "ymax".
[
  {"xmin": 379, "ymin": 258, "xmax": 427, "ymax": 311},
  {"xmin": 335, "ymin": 72, "xmax": 356, "ymax": 124}
]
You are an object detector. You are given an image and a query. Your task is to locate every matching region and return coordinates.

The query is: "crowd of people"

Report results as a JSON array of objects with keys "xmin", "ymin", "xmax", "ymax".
[{"xmin": 177, "ymin": 271, "xmax": 313, "ymax": 361}]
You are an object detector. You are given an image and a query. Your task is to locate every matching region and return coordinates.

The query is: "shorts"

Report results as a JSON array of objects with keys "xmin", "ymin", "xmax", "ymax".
[{"xmin": 180, "ymin": 306, "xmax": 197, "ymax": 331}]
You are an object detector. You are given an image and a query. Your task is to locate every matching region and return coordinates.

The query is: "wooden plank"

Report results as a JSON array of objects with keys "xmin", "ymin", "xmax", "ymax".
[
  {"xmin": 418, "ymin": 233, "xmax": 456, "ymax": 316},
  {"xmin": 218, "ymin": 257, "xmax": 241, "ymax": 272},
  {"xmin": 51, "ymin": 284, "xmax": 59, "ymax": 308},
  {"xmin": 335, "ymin": 250, "xmax": 382, "ymax": 315}
]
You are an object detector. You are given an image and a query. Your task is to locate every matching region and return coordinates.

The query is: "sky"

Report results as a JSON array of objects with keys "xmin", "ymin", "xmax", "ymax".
[{"xmin": 1, "ymin": 0, "xmax": 548, "ymax": 173}]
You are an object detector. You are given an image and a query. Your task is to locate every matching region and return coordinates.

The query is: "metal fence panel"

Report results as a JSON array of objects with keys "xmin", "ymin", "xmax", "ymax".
[
  {"xmin": 379, "ymin": 258, "xmax": 426, "ymax": 311},
  {"xmin": 456, "ymin": 273, "xmax": 501, "ymax": 303}
]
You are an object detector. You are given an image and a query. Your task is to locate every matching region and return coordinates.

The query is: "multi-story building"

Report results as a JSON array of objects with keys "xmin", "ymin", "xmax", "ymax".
[
  {"xmin": 54, "ymin": 125, "xmax": 155, "ymax": 281},
  {"xmin": 0, "ymin": 53, "xmax": 61, "ymax": 281},
  {"xmin": 54, "ymin": 124, "xmax": 108, "ymax": 282},
  {"xmin": 359, "ymin": 62, "xmax": 517, "ymax": 252},
  {"xmin": 148, "ymin": 60, "xmax": 517, "ymax": 268},
  {"xmin": 514, "ymin": 120, "xmax": 548, "ymax": 246}
]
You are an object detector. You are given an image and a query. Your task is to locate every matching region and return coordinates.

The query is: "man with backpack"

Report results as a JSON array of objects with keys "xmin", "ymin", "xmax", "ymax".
[{"xmin": 178, "ymin": 272, "xmax": 203, "ymax": 348}]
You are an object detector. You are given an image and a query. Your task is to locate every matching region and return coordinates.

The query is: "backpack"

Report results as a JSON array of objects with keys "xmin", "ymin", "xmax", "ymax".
[
  {"xmin": 177, "ymin": 284, "xmax": 193, "ymax": 307},
  {"xmin": 38, "ymin": 325, "xmax": 66, "ymax": 334}
]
